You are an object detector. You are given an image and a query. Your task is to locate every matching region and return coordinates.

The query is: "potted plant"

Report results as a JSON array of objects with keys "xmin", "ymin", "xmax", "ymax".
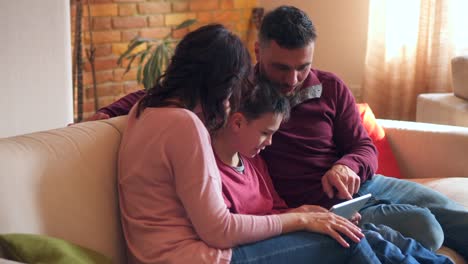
[{"xmin": 117, "ymin": 19, "xmax": 197, "ymax": 90}]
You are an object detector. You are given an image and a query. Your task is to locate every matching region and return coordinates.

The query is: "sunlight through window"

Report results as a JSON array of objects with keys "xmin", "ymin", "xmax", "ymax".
[
  {"xmin": 449, "ymin": 0, "xmax": 468, "ymax": 55},
  {"xmin": 384, "ymin": 0, "xmax": 421, "ymax": 61}
]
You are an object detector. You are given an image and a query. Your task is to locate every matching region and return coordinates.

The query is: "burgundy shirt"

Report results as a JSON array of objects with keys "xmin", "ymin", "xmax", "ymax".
[
  {"xmin": 216, "ymin": 154, "xmax": 289, "ymax": 215},
  {"xmin": 98, "ymin": 90, "xmax": 145, "ymax": 117},
  {"xmin": 261, "ymin": 69, "xmax": 377, "ymax": 209}
]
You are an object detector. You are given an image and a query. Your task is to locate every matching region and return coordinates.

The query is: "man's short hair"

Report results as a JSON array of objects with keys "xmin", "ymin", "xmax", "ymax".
[{"xmin": 259, "ymin": 5, "xmax": 317, "ymax": 49}]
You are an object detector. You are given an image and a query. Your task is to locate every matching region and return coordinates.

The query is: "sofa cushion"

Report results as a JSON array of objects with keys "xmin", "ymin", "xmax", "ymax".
[
  {"xmin": 0, "ymin": 234, "xmax": 111, "ymax": 264},
  {"xmin": 357, "ymin": 103, "xmax": 402, "ymax": 178}
]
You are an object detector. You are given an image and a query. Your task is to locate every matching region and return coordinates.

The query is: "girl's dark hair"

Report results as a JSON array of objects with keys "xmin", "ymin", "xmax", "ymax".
[
  {"xmin": 238, "ymin": 80, "xmax": 290, "ymax": 121},
  {"xmin": 259, "ymin": 5, "xmax": 317, "ymax": 49},
  {"xmin": 137, "ymin": 24, "xmax": 252, "ymax": 132}
]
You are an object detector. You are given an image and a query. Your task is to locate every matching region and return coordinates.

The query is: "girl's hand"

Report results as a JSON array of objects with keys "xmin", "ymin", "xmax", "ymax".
[{"xmin": 349, "ymin": 212, "xmax": 361, "ymax": 225}]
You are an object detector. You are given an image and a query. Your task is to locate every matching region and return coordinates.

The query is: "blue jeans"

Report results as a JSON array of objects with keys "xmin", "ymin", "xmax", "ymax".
[
  {"xmin": 231, "ymin": 226, "xmax": 452, "ymax": 264},
  {"xmin": 231, "ymin": 231, "xmax": 379, "ymax": 264},
  {"xmin": 363, "ymin": 223, "xmax": 453, "ymax": 264},
  {"xmin": 358, "ymin": 175, "xmax": 468, "ymax": 258}
]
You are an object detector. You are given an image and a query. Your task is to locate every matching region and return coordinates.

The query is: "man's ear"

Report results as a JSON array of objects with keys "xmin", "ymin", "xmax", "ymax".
[{"xmin": 254, "ymin": 41, "xmax": 260, "ymax": 63}]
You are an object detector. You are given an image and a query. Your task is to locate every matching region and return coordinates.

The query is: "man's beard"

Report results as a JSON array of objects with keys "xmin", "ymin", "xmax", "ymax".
[{"xmin": 256, "ymin": 66, "xmax": 303, "ymax": 98}]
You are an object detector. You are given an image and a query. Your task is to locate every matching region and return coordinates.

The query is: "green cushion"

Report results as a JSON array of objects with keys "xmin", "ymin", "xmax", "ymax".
[{"xmin": 0, "ymin": 234, "xmax": 111, "ymax": 264}]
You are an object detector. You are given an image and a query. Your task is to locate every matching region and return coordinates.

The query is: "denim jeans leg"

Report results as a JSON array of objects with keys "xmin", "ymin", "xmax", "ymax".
[
  {"xmin": 362, "ymin": 223, "xmax": 454, "ymax": 264},
  {"xmin": 230, "ymin": 231, "xmax": 381, "ymax": 264},
  {"xmin": 359, "ymin": 175, "xmax": 468, "ymax": 258}
]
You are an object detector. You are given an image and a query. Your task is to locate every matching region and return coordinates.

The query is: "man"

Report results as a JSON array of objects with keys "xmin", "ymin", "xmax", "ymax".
[{"xmin": 87, "ymin": 6, "xmax": 468, "ymax": 258}]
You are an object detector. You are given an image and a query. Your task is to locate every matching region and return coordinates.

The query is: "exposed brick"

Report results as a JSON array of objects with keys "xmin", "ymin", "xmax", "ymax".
[
  {"xmin": 83, "ymin": 100, "xmax": 98, "ymax": 112},
  {"xmin": 165, "ymin": 13, "xmax": 196, "ymax": 26},
  {"xmin": 190, "ymin": 0, "xmax": 218, "ymax": 11},
  {"xmin": 113, "ymin": 17, "xmax": 147, "ymax": 29},
  {"xmin": 213, "ymin": 10, "xmax": 241, "ymax": 22},
  {"xmin": 122, "ymin": 30, "xmax": 139, "ymax": 42},
  {"xmin": 89, "ymin": 0, "xmax": 113, "ymax": 3},
  {"xmin": 94, "ymin": 44, "xmax": 113, "ymax": 57},
  {"xmin": 86, "ymin": 84, "xmax": 123, "ymax": 98},
  {"xmin": 114, "ymin": 68, "xmax": 138, "ymax": 82},
  {"xmin": 197, "ymin": 12, "xmax": 213, "ymax": 23},
  {"xmin": 114, "ymin": 0, "xmax": 144, "ymax": 2},
  {"xmin": 96, "ymin": 70, "xmax": 114, "ymax": 84},
  {"xmin": 233, "ymin": 0, "xmax": 248, "ymax": 9},
  {"xmin": 84, "ymin": 57, "xmax": 119, "ymax": 71},
  {"xmin": 112, "ymin": 42, "xmax": 147, "ymax": 55},
  {"xmin": 119, "ymin": 4, "xmax": 137, "ymax": 16},
  {"xmin": 86, "ymin": 4, "xmax": 118, "ymax": 17},
  {"xmin": 85, "ymin": 31, "xmax": 121, "ymax": 44},
  {"xmin": 148, "ymin": 15, "xmax": 164, "ymax": 27},
  {"xmin": 124, "ymin": 81, "xmax": 143, "ymax": 94},
  {"xmin": 71, "ymin": 0, "xmax": 258, "ymax": 119},
  {"xmin": 236, "ymin": 20, "xmax": 249, "ymax": 32},
  {"xmin": 220, "ymin": 0, "xmax": 234, "ymax": 10},
  {"xmin": 172, "ymin": 28, "xmax": 189, "ymax": 39},
  {"xmin": 247, "ymin": 0, "xmax": 258, "ymax": 8},
  {"xmin": 138, "ymin": 3, "xmax": 171, "ymax": 15},
  {"xmin": 172, "ymin": 1, "xmax": 189, "ymax": 12},
  {"xmin": 83, "ymin": 72, "xmax": 94, "ymax": 86},
  {"xmin": 140, "ymin": 28, "xmax": 171, "ymax": 39},
  {"xmin": 92, "ymin": 17, "xmax": 112, "ymax": 30}
]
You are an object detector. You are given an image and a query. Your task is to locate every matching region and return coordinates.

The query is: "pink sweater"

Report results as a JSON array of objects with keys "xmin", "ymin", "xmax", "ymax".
[{"xmin": 118, "ymin": 106, "xmax": 282, "ymax": 264}]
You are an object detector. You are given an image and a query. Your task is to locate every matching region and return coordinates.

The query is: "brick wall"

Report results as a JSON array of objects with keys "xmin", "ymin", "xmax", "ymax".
[{"xmin": 71, "ymin": 0, "xmax": 259, "ymax": 119}]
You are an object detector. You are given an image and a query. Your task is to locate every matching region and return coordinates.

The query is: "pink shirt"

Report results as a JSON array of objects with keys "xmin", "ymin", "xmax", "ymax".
[{"xmin": 118, "ymin": 106, "xmax": 282, "ymax": 264}]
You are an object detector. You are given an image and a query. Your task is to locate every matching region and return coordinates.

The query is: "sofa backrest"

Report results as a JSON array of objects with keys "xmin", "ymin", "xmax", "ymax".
[{"xmin": 0, "ymin": 116, "xmax": 128, "ymax": 263}]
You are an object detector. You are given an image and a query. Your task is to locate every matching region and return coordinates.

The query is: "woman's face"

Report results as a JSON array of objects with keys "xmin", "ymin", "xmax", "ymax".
[{"xmin": 232, "ymin": 112, "xmax": 283, "ymax": 157}]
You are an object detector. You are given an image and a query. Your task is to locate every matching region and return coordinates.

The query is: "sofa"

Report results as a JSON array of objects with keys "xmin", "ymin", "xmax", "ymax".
[
  {"xmin": 0, "ymin": 116, "xmax": 467, "ymax": 263},
  {"xmin": 416, "ymin": 55, "xmax": 468, "ymax": 128}
]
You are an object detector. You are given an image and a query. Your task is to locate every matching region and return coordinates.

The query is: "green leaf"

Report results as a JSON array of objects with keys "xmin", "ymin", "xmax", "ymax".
[
  {"xmin": 175, "ymin": 19, "xmax": 197, "ymax": 30},
  {"xmin": 137, "ymin": 64, "xmax": 142, "ymax": 84}
]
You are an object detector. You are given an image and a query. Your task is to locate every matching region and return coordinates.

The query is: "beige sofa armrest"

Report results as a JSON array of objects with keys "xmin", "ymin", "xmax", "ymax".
[{"xmin": 378, "ymin": 119, "xmax": 468, "ymax": 179}]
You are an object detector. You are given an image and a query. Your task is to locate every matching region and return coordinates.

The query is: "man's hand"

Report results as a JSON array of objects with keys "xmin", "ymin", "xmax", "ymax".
[
  {"xmin": 322, "ymin": 164, "xmax": 360, "ymax": 200},
  {"xmin": 85, "ymin": 112, "xmax": 110, "ymax": 121}
]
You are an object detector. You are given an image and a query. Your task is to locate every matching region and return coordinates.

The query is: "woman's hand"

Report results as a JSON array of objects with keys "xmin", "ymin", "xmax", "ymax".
[
  {"xmin": 279, "ymin": 212, "xmax": 364, "ymax": 248},
  {"xmin": 287, "ymin": 204, "xmax": 328, "ymax": 214}
]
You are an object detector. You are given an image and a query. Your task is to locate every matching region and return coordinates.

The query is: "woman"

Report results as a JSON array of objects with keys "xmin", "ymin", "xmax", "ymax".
[
  {"xmin": 213, "ymin": 80, "xmax": 452, "ymax": 264},
  {"xmin": 119, "ymin": 24, "xmax": 391, "ymax": 264}
]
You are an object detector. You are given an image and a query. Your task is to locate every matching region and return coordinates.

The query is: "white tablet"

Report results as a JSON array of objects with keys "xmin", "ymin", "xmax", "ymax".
[{"xmin": 329, "ymin": 194, "xmax": 372, "ymax": 219}]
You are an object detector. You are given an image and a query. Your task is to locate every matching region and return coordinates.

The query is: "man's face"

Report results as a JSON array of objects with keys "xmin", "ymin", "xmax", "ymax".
[{"xmin": 256, "ymin": 40, "xmax": 315, "ymax": 96}]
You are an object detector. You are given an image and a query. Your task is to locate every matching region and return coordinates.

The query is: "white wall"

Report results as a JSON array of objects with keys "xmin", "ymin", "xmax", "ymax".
[
  {"xmin": 0, "ymin": 1, "xmax": 73, "ymax": 138},
  {"xmin": 258, "ymin": 0, "xmax": 370, "ymax": 98}
]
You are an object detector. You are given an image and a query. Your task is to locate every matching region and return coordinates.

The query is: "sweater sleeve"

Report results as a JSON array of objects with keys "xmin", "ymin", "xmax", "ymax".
[
  {"xmin": 166, "ymin": 114, "xmax": 282, "ymax": 249},
  {"xmin": 332, "ymin": 80, "xmax": 377, "ymax": 183},
  {"xmin": 98, "ymin": 90, "xmax": 146, "ymax": 117}
]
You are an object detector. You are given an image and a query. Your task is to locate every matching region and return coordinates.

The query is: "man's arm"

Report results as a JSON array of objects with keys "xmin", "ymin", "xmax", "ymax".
[
  {"xmin": 323, "ymin": 77, "xmax": 378, "ymax": 200},
  {"xmin": 87, "ymin": 90, "xmax": 146, "ymax": 120}
]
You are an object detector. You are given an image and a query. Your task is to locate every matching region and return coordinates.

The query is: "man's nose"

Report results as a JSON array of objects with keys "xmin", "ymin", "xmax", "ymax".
[{"xmin": 285, "ymin": 70, "xmax": 299, "ymax": 86}]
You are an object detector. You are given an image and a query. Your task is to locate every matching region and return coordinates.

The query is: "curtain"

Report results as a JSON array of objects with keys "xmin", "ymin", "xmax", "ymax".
[{"xmin": 362, "ymin": 0, "xmax": 468, "ymax": 120}]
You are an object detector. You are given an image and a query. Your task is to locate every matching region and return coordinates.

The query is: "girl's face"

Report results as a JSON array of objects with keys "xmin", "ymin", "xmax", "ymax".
[{"xmin": 230, "ymin": 112, "xmax": 284, "ymax": 157}]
